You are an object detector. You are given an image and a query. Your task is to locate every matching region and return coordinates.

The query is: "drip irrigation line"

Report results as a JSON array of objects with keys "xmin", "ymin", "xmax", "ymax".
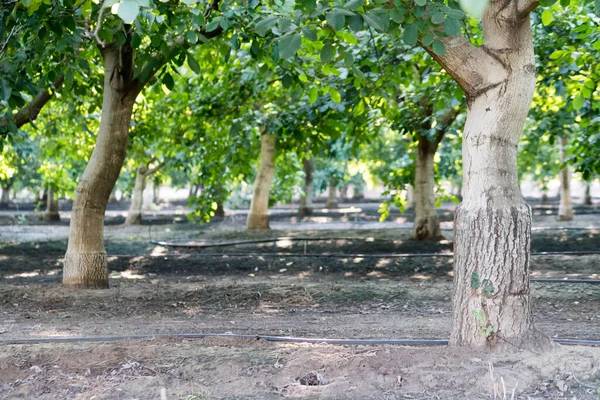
[
  {"xmin": 150, "ymin": 237, "xmax": 397, "ymax": 249},
  {"xmin": 0, "ymin": 333, "xmax": 598, "ymax": 347}
]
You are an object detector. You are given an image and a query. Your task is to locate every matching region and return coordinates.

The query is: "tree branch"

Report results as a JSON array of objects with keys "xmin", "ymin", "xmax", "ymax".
[
  {"xmin": 12, "ymin": 76, "xmax": 64, "ymax": 128},
  {"xmin": 434, "ymin": 107, "xmax": 461, "ymax": 146},
  {"xmin": 517, "ymin": 0, "xmax": 539, "ymax": 18},
  {"xmin": 423, "ymin": 36, "xmax": 508, "ymax": 99}
]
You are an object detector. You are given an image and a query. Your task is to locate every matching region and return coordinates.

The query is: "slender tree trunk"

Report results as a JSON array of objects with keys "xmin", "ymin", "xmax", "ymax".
[
  {"xmin": 108, "ymin": 188, "xmax": 118, "ymax": 204},
  {"xmin": 152, "ymin": 178, "xmax": 160, "ymax": 205},
  {"xmin": 447, "ymin": 6, "xmax": 548, "ymax": 349},
  {"xmin": 213, "ymin": 201, "xmax": 225, "ymax": 220},
  {"xmin": 352, "ymin": 183, "xmax": 364, "ymax": 200},
  {"xmin": 339, "ymin": 185, "xmax": 348, "ymax": 201},
  {"xmin": 413, "ymin": 135, "xmax": 441, "ymax": 240},
  {"xmin": 326, "ymin": 178, "xmax": 337, "ymax": 209},
  {"xmin": 298, "ymin": 158, "xmax": 314, "ymax": 217},
  {"xmin": 247, "ymin": 133, "xmax": 276, "ymax": 230},
  {"xmin": 43, "ymin": 186, "xmax": 60, "ymax": 221},
  {"xmin": 63, "ymin": 46, "xmax": 138, "ymax": 289},
  {"xmin": 125, "ymin": 166, "xmax": 147, "ymax": 225},
  {"xmin": 558, "ymin": 136, "xmax": 573, "ymax": 221},
  {"xmin": 583, "ymin": 182, "xmax": 592, "ymax": 206},
  {"xmin": 0, "ymin": 184, "xmax": 11, "ymax": 207}
]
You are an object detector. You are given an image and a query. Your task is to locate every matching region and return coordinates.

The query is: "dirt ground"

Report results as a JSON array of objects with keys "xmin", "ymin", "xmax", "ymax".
[{"xmin": 0, "ymin": 201, "xmax": 599, "ymax": 399}]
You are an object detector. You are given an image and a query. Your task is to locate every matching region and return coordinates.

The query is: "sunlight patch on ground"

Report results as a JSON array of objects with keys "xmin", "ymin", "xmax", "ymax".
[
  {"xmin": 150, "ymin": 245, "xmax": 168, "ymax": 256},
  {"xmin": 352, "ymin": 257, "xmax": 364, "ymax": 263},
  {"xmin": 411, "ymin": 274, "xmax": 432, "ymax": 281},
  {"xmin": 376, "ymin": 258, "xmax": 392, "ymax": 268},
  {"xmin": 110, "ymin": 270, "xmax": 146, "ymax": 280},
  {"xmin": 276, "ymin": 239, "xmax": 293, "ymax": 248},
  {"xmin": 5, "ymin": 271, "xmax": 39, "ymax": 279}
]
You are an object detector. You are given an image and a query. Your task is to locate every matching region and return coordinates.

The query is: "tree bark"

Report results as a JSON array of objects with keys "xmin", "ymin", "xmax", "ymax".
[
  {"xmin": 583, "ymin": 182, "xmax": 592, "ymax": 206},
  {"xmin": 413, "ymin": 135, "xmax": 441, "ymax": 240},
  {"xmin": 125, "ymin": 166, "xmax": 147, "ymax": 225},
  {"xmin": 558, "ymin": 136, "xmax": 573, "ymax": 221},
  {"xmin": 152, "ymin": 178, "xmax": 161, "ymax": 205},
  {"xmin": 339, "ymin": 185, "xmax": 348, "ymax": 201},
  {"xmin": 63, "ymin": 45, "xmax": 138, "ymax": 289},
  {"xmin": 0, "ymin": 183, "xmax": 11, "ymax": 207},
  {"xmin": 435, "ymin": 3, "xmax": 548, "ymax": 349},
  {"xmin": 247, "ymin": 133, "xmax": 276, "ymax": 230},
  {"xmin": 43, "ymin": 186, "xmax": 60, "ymax": 222},
  {"xmin": 326, "ymin": 178, "xmax": 337, "ymax": 209},
  {"xmin": 298, "ymin": 158, "xmax": 314, "ymax": 217}
]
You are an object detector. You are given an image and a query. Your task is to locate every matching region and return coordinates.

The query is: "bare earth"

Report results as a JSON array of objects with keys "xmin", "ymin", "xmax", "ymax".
[{"xmin": 0, "ymin": 203, "xmax": 599, "ymax": 399}]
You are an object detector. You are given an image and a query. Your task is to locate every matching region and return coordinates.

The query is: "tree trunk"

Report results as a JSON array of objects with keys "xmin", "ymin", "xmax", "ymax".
[
  {"xmin": 352, "ymin": 183, "xmax": 364, "ymax": 200},
  {"xmin": 583, "ymin": 182, "xmax": 592, "ymax": 206},
  {"xmin": 339, "ymin": 185, "xmax": 348, "ymax": 201},
  {"xmin": 125, "ymin": 166, "xmax": 147, "ymax": 225},
  {"xmin": 152, "ymin": 179, "xmax": 160, "ymax": 205},
  {"xmin": 43, "ymin": 186, "xmax": 60, "ymax": 221},
  {"xmin": 448, "ymin": 6, "xmax": 548, "ymax": 349},
  {"xmin": 558, "ymin": 136, "xmax": 573, "ymax": 221},
  {"xmin": 213, "ymin": 201, "xmax": 225, "ymax": 220},
  {"xmin": 0, "ymin": 184, "xmax": 11, "ymax": 207},
  {"xmin": 298, "ymin": 158, "xmax": 314, "ymax": 217},
  {"xmin": 413, "ymin": 135, "xmax": 441, "ymax": 240},
  {"xmin": 405, "ymin": 185, "xmax": 414, "ymax": 209},
  {"xmin": 326, "ymin": 178, "xmax": 337, "ymax": 209},
  {"xmin": 247, "ymin": 133, "xmax": 276, "ymax": 230},
  {"xmin": 63, "ymin": 46, "xmax": 138, "ymax": 289}
]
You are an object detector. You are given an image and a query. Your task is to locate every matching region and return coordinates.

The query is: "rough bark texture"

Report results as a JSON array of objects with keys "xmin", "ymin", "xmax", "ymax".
[
  {"xmin": 125, "ymin": 166, "xmax": 147, "ymax": 225},
  {"xmin": 558, "ymin": 136, "xmax": 573, "ymax": 221},
  {"xmin": 63, "ymin": 44, "xmax": 138, "ymax": 289},
  {"xmin": 584, "ymin": 182, "xmax": 592, "ymax": 206},
  {"xmin": 326, "ymin": 178, "xmax": 337, "ymax": 209},
  {"xmin": 413, "ymin": 136, "xmax": 441, "ymax": 240},
  {"xmin": 437, "ymin": 2, "xmax": 549, "ymax": 349},
  {"xmin": 43, "ymin": 187, "xmax": 60, "ymax": 222},
  {"xmin": 298, "ymin": 158, "xmax": 314, "ymax": 217},
  {"xmin": 247, "ymin": 134, "xmax": 276, "ymax": 230},
  {"xmin": 152, "ymin": 179, "xmax": 161, "ymax": 205}
]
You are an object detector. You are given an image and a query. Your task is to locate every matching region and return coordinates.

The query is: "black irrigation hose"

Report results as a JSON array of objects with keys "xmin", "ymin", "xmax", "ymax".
[{"xmin": 0, "ymin": 333, "xmax": 598, "ymax": 347}]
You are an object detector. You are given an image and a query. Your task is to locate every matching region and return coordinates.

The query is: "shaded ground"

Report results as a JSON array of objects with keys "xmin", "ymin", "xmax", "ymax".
[{"xmin": 0, "ymin": 202, "xmax": 599, "ymax": 399}]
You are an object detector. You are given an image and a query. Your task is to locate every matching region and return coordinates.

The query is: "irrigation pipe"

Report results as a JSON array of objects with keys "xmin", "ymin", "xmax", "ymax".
[{"xmin": 0, "ymin": 333, "xmax": 598, "ymax": 347}]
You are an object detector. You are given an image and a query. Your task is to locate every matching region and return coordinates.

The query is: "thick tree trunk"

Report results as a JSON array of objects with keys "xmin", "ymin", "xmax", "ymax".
[
  {"xmin": 125, "ymin": 166, "xmax": 147, "ymax": 225},
  {"xmin": 43, "ymin": 186, "xmax": 60, "ymax": 221},
  {"xmin": 326, "ymin": 178, "xmax": 337, "ymax": 209},
  {"xmin": 213, "ymin": 201, "xmax": 225, "ymax": 220},
  {"xmin": 247, "ymin": 133, "xmax": 276, "ymax": 230},
  {"xmin": 583, "ymin": 182, "xmax": 592, "ymax": 206},
  {"xmin": 558, "ymin": 136, "xmax": 573, "ymax": 221},
  {"xmin": 63, "ymin": 46, "xmax": 138, "ymax": 289},
  {"xmin": 413, "ymin": 135, "xmax": 441, "ymax": 240},
  {"xmin": 405, "ymin": 185, "xmax": 414, "ymax": 209},
  {"xmin": 298, "ymin": 158, "xmax": 314, "ymax": 217},
  {"xmin": 448, "ymin": 6, "xmax": 548, "ymax": 349}
]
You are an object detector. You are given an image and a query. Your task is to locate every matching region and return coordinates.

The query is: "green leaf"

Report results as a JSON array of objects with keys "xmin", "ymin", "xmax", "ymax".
[
  {"xmin": 364, "ymin": 9, "xmax": 389, "ymax": 32},
  {"xmin": 187, "ymin": 54, "xmax": 201, "ymax": 74},
  {"xmin": 326, "ymin": 10, "xmax": 346, "ymax": 31},
  {"xmin": 344, "ymin": 0, "xmax": 363, "ymax": 10},
  {"xmin": 112, "ymin": 0, "xmax": 140, "ymax": 24},
  {"xmin": 444, "ymin": 18, "xmax": 460, "ymax": 36},
  {"xmin": 302, "ymin": 27, "xmax": 317, "ymax": 41},
  {"xmin": 186, "ymin": 31, "xmax": 198, "ymax": 44},
  {"xmin": 255, "ymin": 16, "xmax": 278, "ymax": 36},
  {"xmin": 162, "ymin": 73, "xmax": 174, "ymax": 90},
  {"xmin": 572, "ymin": 95, "xmax": 584, "ymax": 110},
  {"xmin": 278, "ymin": 32, "xmax": 302, "ymax": 60},
  {"xmin": 348, "ymin": 14, "xmax": 363, "ymax": 31},
  {"xmin": 431, "ymin": 11, "xmax": 445, "ymax": 24},
  {"xmin": 320, "ymin": 41, "xmax": 335, "ymax": 63},
  {"xmin": 403, "ymin": 23, "xmax": 418, "ymax": 46},
  {"xmin": 415, "ymin": 0, "xmax": 426, "ymax": 6},
  {"xmin": 432, "ymin": 39, "xmax": 445, "ymax": 55},
  {"xmin": 541, "ymin": 9, "xmax": 554, "ymax": 26}
]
